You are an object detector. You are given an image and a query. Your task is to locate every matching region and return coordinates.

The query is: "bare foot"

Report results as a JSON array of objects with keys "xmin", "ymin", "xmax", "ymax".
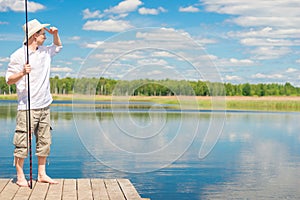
[
  {"xmin": 16, "ymin": 178, "xmax": 29, "ymax": 187},
  {"xmin": 38, "ymin": 174, "xmax": 58, "ymax": 184}
]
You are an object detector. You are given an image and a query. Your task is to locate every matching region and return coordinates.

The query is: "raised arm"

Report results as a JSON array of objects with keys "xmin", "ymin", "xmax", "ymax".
[{"xmin": 45, "ymin": 27, "xmax": 62, "ymax": 46}]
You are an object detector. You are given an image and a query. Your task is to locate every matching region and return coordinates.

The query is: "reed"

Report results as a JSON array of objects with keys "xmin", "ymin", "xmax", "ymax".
[{"xmin": 1, "ymin": 94, "xmax": 300, "ymax": 112}]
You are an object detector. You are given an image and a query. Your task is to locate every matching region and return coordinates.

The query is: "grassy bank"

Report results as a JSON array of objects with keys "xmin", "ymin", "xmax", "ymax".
[{"xmin": 1, "ymin": 94, "xmax": 300, "ymax": 112}]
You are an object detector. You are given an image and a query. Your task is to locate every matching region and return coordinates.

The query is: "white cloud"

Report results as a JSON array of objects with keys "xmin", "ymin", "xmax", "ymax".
[
  {"xmin": 104, "ymin": 0, "xmax": 142, "ymax": 15},
  {"xmin": 51, "ymin": 67, "xmax": 73, "ymax": 73},
  {"xmin": 69, "ymin": 36, "xmax": 81, "ymax": 41},
  {"xmin": 286, "ymin": 68, "xmax": 298, "ymax": 73},
  {"xmin": 147, "ymin": 70, "xmax": 163, "ymax": 76},
  {"xmin": 228, "ymin": 27, "xmax": 300, "ymax": 61},
  {"xmin": 250, "ymin": 46, "xmax": 291, "ymax": 60},
  {"xmin": 0, "ymin": 0, "xmax": 45, "ymax": 12},
  {"xmin": 152, "ymin": 51, "xmax": 175, "ymax": 58},
  {"xmin": 202, "ymin": 0, "xmax": 300, "ymax": 28},
  {"xmin": 82, "ymin": 0, "xmax": 142, "ymax": 21},
  {"xmin": 232, "ymin": 16, "xmax": 300, "ymax": 28},
  {"xmin": 90, "ymin": 53, "xmax": 116, "ymax": 63},
  {"xmin": 82, "ymin": 8, "xmax": 103, "ymax": 19},
  {"xmin": 0, "ymin": 57, "xmax": 9, "ymax": 62},
  {"xmin": 252, "ymin": 73, "xmax": 283, "ymax": 79},
  {"xmin": 137, "ymin": 58, "xmax": 168, "ymax": 66},
  {"xmin": 0, "ymin": 56, "xmax": 9, "ymax": 68},
  {"xmin": 229, "ymin": 27, "xmax": 300, "ymax": 39},
  {"xmin": 229, "ymin": 58, "xmax": 254, "ymax": 65},
  {"xmin": 240, "ymin": 38, "xmax": 300, "ymax": 47},
  {"xmin": 195, "ymin": 38, "xmax": 217, "ymax": 45},
  {"xmin": 225, "ymin": 75, "xmax": 241, "ymax": 81},
  {"xmin": 83, "ymin": 19, "xmax": 133, "ymax": 32},
  {"xmin": 296, "ymin": 59, "xmax": 300, "ymax": 63},
  {"xmin": 83, "ymin": 41, "xmax": 104, "ymax": 49},
  {"xmin": 72, "ymin": 57, "xmax": 84, "ymax": 62},
  {"xmin": 179, "ymin": 6, "xmax": 200, "ymax": 13},
  {"xmin": 138, "ymin": 7, "xmax": 167, "ymax": 15},
  {"xmin": 201, "ymin": 0, "xmax": 300, "ymax": 61},
  {"xmin": 136, "ymin": 28, "xmax": 191, "ymax": 41},
  {"xmin": 212, "ymin": 57, "xmax": 255, "ymax": 67}
]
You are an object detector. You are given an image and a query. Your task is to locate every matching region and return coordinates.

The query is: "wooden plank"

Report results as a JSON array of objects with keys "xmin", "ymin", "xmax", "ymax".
[
  {"xmin": 0, "ymin": 179, "xmax": 10, "ymax": 193},
  {"xmin": 91, "ymin": 179, "xmax": 109, "ymax": 200},
  {"xmin": 13, "ymin": 181, "xmax": 36, "ymax": 200},
  {"xmin": 0, "ymin": 179, "xmax": 19, "ymax": 200},
  {"xmin": 62, "ymin": 179, "xmax": 77, "ymax": 200},
  {"xmin": 77, "ymin": 179, "xmax": 93, "ymax": 200},
  {"xmin": 105, "ymin": 179, "xmax": 126, "ymax": 200},
  {"xmin": 29, "ymin": 181, "xmax": 49, "ymax": 200},
  {"xmin": 0, "ymin": 178, "xmax": 148, "ymax": 200},
  {"xmin": 45, "ymin": 179, "xmax": 63, "ymax": 200},
  {"xmin": 118, "ymin": 179, "xmax": 141, "ymax": 200}
]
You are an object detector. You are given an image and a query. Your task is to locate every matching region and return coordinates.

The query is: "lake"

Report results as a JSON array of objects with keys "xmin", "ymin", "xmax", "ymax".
[{"xmin": 1, "ymin": 100, "xmax": 300, "ymax": 199}]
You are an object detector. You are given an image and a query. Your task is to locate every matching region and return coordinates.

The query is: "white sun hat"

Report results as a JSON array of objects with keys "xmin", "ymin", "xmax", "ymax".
[{"xmin": 22, "ymin": 19, "xmax": 50, "ymax": 43}]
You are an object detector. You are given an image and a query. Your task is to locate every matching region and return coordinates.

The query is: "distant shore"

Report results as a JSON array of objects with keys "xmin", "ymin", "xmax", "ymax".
[{"xmin": 1, "ymin": 94, "xmax": 300, "ymax": 112}]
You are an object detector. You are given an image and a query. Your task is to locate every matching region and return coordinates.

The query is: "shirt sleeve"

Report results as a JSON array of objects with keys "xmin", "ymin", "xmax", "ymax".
[
  {"xmin": 6, "ymin": 51, "xmax": 24, "ymax": 83},
  {"xmin": 48, "ymin": 43, "xmax": 63, "ymax": 57}
]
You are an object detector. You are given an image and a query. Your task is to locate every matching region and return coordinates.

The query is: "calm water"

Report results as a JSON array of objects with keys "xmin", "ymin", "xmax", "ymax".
[{"xmin": 1, "ymin": 101, "xmax": 300, "ymax": 199}]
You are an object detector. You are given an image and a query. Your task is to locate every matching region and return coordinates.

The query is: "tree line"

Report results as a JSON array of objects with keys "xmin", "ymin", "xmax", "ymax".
[{"xmin": 0, "ymin": 76, "xmax": 299, "ymax": 96}]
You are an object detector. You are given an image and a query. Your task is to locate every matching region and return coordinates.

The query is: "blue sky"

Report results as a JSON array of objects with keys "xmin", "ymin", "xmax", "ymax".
[{"xmin": 0, "ymin": 0, "xmax": 300, "ymax": 86}]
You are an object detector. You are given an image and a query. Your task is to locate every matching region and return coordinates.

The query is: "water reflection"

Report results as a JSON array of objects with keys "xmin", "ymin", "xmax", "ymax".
[
  {"xmin": 201, "ymin": 112, "xmax": 300, "ymax": 199},
  {"xmin": 1, "ymin": 102, "xmax": 300, "ymax": 199},
  {"xmin": 74, "ymin": 110, "xmax": 206, "ymax": 172}
]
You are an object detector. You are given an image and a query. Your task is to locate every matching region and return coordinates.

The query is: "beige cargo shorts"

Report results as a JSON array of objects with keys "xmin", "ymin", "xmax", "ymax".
[{"xmin": 13, "ymin": 106, "xmax": 52, "ymax": 158}]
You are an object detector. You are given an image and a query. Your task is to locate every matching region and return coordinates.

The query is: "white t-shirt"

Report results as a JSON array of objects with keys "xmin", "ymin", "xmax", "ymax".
[{"xmin": 6, "ymin": 44, "xmax": 62, "ymax": 110}]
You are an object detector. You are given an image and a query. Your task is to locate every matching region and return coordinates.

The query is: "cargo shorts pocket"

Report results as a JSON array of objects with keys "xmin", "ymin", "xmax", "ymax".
[
  {"xmin": 15, "ymin": 111, "xmax": 28, "ymax": 133},
  {"xmin": 13, "ymin": 131, "xmax": 28, "ymax": 152}
]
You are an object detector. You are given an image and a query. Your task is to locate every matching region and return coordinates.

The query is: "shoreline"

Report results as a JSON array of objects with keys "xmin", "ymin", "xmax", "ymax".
[{"xmin": 1, "ymin": 94, "xmax": 300, "ymax": 112}]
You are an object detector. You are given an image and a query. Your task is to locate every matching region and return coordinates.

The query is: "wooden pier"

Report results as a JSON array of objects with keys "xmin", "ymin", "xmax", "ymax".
[{"xmin": 0, "ymin": 178, "xmax": 149, "ymax": 200}]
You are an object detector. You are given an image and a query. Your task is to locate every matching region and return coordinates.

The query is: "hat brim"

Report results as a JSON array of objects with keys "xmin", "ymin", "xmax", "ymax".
[{"xmin": 23, "ymin": 23, "xmax": 50, "ymax": 43}]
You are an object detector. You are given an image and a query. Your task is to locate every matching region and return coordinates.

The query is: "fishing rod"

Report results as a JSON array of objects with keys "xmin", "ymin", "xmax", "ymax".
[{"xmin": 24, "ymin": 0, "xmax": 33, "ymax": 189}]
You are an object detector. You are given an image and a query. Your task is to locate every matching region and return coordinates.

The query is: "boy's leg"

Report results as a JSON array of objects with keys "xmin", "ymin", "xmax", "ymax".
[
  {"xmin": 15, "ymin": 157, "xmax": 29, "ymax": 187},
  {"xmin": 13, "ymin": 110, "xmax": 29, "ymax": 187},
  {"xmin": 37, "ymin": 156, "xmax": 58, "ymax": 184},
  {"xmin": 35, "ymin": 108, "xmax": 57, "ymax": 184}
]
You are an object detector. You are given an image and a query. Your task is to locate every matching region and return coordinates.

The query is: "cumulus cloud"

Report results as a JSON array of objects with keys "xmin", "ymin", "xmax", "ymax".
[
  {"xmin": 82, "ymin": 8, "xmax": 103, "ymax": 19},
  {"xmin": 83, "ymin": 19, "xmax": 133, "ymax": 32},
  {"xmin": 51, "ymin": 67, "xmax": 73, "ymax": 73},
  {"xmin": 138, "ymin": 7, "xmax": 167, "ymax": 15},
  {"xmin": 136, "ymin": 27, "xmax": 192, "ymax": 41},
  {"xmin": 179, "ymin": 6, "xmax": 200, "ymax": 13},
  {"xmin": 0, "ymin": 0, "xmax": 45, "ymax": 12},
  {"xmin": 240, "ymin": 38, "xmax": 300, "ymax": 47},
  {"xmin": 250, "ymin": 46, "xmax": 291, "ymax": 60},
  {"xmin": 82, "ymin": 0, "xmax": 143, "ymax": 31},
  {"xmin": 104, "ymin": 0, "xmax": 142, "ymax": 15},
  {"xmin": 286, "ymin": 68, "xmax": 298, "ymax": 73},
  {"xmin": 212, "ymin": 57, "xmax": 255, "ymax": 67},
  {"xmin": 69, "ymin": 36, "xmax": 81, "ymax": 41},
  {"xmin": 229, "ymin": 27, "xmax": 300, "ymax": 39},
  {"xmin": 202, "ymin": 0, "xmax": 300, "ymax": 28},
  {"xmin": 225, "ymin": 75, "xmax": 242, "ymax": 81},
  {"xmin": 202, "ymin": 0, "xmax": 300, "ymax": 61},
  {"xmin": 137, "ymin": 58, "xmax": 168, "ymax": 66},
  {"xmin": 229, "ymin": 58, "xmax": 254, "ymax": 65},
  {"xmin": 0, "ymin": 57, "xmax": 9, "ymax": 63},
  {"xmin": 252, "ymin": 73, "xmax": 283, "ymax": 79}
]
